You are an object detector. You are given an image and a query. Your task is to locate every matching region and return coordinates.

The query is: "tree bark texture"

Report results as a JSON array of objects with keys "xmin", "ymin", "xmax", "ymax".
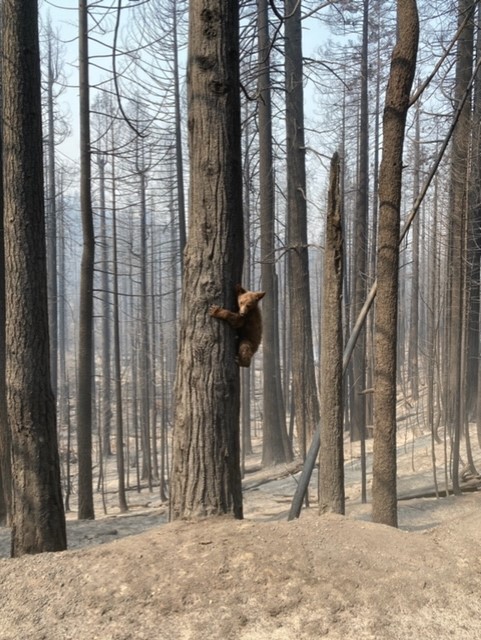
[
  {"xmin": 76, "ymin": 0, "xmax": 95, "ymax": 520},
  {"xmin": 351, "ymin": 0, "xmax": 369, "ymax": 444},
  {"xmin": 284, "ymin": 0, "xmax": 320, "ymax": 452},
  {"xmin": 0, "ymin": 39, "xmax": 10, "ymax": 526},
  {"xmin": 173, "ymin": 3, "xmax": 187, "ymax": 266},
  {"xmin": 319, "ymin": 152, "xmax": 344, "ymax": 515},
  {"xmin": 408, "ymin": 101, "xmax": 420, "ymax": 401},
  {"xmin": 447, "ymin": 0, "xmax": 474, "ymax": 494},
  {"xmin": 98, "ymin": 156, "xmax": 113, "ymax": 457},
  {"xmin": 138, "ymin": 167, "xmax": 152, "ymax": 488},
  {"xmin": 473, "ymin": 9, "xmax": 481, "ymax": 444},
  {"xmin": 46, "ymin": 35, "xmax": 58, "ymax": 396},
  {"xmin": 110, "ymin": 156, "xmax": 128, "ymax": 513},
  {"xmin": 258, "ymin": 0, "xmax": 292, "ymax": 466},
  {"xmin": 372, "ymin": 0, "xmax": 418, "ymax": 528},
  {"xmin": 171, "ymin": 1, "xmax": 244, "ymax": 520},
  {"xmin": 2, "ymin": 0, "xmax": 66, "ymax": 555}
]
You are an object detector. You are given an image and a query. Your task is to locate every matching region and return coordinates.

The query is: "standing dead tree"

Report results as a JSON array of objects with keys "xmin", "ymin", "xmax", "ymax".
[
  {"xmin": 372, "ymin": 0, "xmax": 419, "ymax": 528},
  {"xmin": 289, "ymin": 9, "xmax": 477, "ymax": 521},
  {"xmin": 170, "ymin": 2, "xmax": 244, "ymax": 520},
  {"xmin": 3, "ymin": 0, "xmax": 66, "ymax": 555},
  {"xmin": 319, "ymin": 152, "xmax": 344, "ymax": 515}
]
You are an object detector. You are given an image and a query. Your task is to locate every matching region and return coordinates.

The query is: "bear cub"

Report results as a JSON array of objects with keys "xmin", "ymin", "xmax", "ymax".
[{"xmin": 209, "ymin": 284, "xmax": 266, "ymax": 367}]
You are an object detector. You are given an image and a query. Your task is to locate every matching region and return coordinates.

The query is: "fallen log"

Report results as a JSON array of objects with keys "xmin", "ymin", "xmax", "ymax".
[{"xmin": 398, "ymin": 480, "xmax": 481, "ymax": 501}]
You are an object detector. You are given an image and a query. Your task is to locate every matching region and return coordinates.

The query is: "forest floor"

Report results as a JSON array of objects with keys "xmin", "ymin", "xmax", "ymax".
[{"xmin": 1, "ymin": 416, "xmax": 481, "ymax": 639}]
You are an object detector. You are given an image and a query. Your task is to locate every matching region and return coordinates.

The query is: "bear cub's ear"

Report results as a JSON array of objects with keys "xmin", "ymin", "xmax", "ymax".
[
  {"xmin": 235, "ymin": 284, "xmax": 247, "ymax": 295},
  {"xmin": 256, "ymin": 291, "xmax": 266, "ymax": 300}
]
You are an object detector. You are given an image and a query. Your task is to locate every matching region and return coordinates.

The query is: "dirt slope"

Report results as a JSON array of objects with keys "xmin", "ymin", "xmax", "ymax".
[
  {"xmin": 1, "ymin": 429, "xmax": 480, "ymax": 640},
  {"xmin": 1, "ymin": 496, "xmax": 481, "ymax": 640}
]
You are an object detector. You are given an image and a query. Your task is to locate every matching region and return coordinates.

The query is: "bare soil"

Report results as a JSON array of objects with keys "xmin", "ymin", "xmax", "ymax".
[{"xmin": 1, "ymin": 430, "xmax": 480, "ymax": 639}]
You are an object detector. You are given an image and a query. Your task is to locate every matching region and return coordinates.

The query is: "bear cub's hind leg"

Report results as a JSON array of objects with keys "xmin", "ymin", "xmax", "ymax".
[{"xmin": 237, "ymin": 340, "xmax": 254, "ymax": 367}]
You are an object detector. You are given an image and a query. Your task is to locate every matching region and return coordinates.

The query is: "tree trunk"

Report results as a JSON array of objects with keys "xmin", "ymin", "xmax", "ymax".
[
  {"xmin": 447, "ymin": 0, "xmax": 474, "ymax": 495},
  {"xmin": 466, "ymin": 5, "xmax": 481, "ymax": 421},
  {"xmin": 158, "ymin": 245, "xmax": 169, "ymax": 501},
  {"xmin": 365, "ymin": 6, "xmax": 382, "ymax": 436},
  {"xmin": 76, "ymin": 0, "xmax": 95, "ymax": 520},
  {"xmin": 110, "ymin": 152, "xmax": 128, "ymax": 513},
  {"xmin": 241, "ymin": 99, "xmax": 253, "ymax": 462},
  {"xmin": 372, "ymin": 0, "xmax": 418, "ymax": 528},
  {"xmin": 46, "ymin": 33, "xmax": 58, "ymax": 396},
  {"xmin": 319, "ymin": 152, "xmax": 344, "ymax": 515},
  {"xmin": 408, "ymin": 100, "xmax": 420, "ymax": 401},
  {"xmin": 351, "ymin": 0, "xmax": 369, "ymax": 447},
  {"xmin": 2, "ymin": 0, "xmax": 66, "ymax": 555},
  {"xmin": 427, "ymin": 174, "xmax": 440, "ymax": 446},
  {"xmin": 138, "ymin": 166, "xmax": 152, "ymax": 489},
  {"xmin": 150, "ymin": 229, "xmax": 159, "ymax": 480},
  {"xmin": 171, "ymin": 1, "xmax": 244, "ymax": 520},
  {"xmin": 259, "ymin": 0, "xmax": 292, "ymax": 466},
  {"xmin": 57, "ymin": 175, "xmax": 71, "ymax": 509},
  {"xmin": 284, "ymin": 0, "xmax": 320, "ymax": 453},
  {"xmin": 98, "ymin": 155, "xmax": 112, "ymax": 457},
  {"xmin": 0, "ymin": 33, "xmax": 9, "ymax": 527},
  {"xmin": 474, "ymin": 10, "xmax": 481, "ymax": 447},
  {"xmin": 173, "ymin": 2, "xmax": 186, "ymax": 268}
]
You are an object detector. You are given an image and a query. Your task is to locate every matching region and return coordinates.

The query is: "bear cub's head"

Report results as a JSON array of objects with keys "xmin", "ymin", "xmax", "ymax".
[{"xmin": 236, "ymin": 284, "xmax": 266, "ymax": 317}]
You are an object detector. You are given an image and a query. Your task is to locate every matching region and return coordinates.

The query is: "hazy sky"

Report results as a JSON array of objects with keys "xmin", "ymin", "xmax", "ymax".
[{"xmin": 40, "ymin": 2, "xmax": 324, "ymax": 165}]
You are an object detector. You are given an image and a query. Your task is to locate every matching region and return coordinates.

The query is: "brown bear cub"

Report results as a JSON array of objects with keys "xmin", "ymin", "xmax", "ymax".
[{"xmin": 209, "ymin": 284, "xmax": 266, "ymax": 367}]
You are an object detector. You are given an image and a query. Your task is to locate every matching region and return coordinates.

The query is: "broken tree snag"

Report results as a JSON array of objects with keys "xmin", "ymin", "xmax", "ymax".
[{"xmin": 319, "ymin": 152, "xmax": 345, "ymax": 516}]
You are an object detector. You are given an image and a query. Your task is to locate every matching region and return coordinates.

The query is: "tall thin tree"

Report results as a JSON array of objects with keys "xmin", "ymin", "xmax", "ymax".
[
  {"xmin": 110, "ymin": 148, "xmax": 128, "ymax": 513},
  {"xmin": 0, "ymin": 14, "xmax": 9, "ymax": 527},
  {"xmin": 284, "ymin": 0, "xmax": 320, "ymax": 454},
  {"xmin": 259, "ymin": 0, "xmax": 292, "ymax": 466},
  {"xmin": 45, "ymin": 25, "xmax": 58, "ymax": 395},
  {"xmin": 351, "ymin": 0, "xmax": 369, "ymax": 445},
  {"xmin": 319, "ymin": 152, "xmax": 344, "ymax": 515},
  {"xmin": 408, "ymin": 99, "xmax": 421, "ymax": 402},
  {"xmin": 77, "ymin": 0, "xmax": 95, "ymax": 520},
  {"xmin": 446, "ymin": 0, "xmax": 474, "ymax": 494},
  {"xmin": 372, "ymin": 0, "xmax": 418, "ymax": 528}
]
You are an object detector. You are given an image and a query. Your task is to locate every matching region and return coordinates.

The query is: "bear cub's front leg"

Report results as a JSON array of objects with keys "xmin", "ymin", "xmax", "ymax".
[{"xmin": 209, "ymin": 305, "xmax": 244, "ymax": 329}]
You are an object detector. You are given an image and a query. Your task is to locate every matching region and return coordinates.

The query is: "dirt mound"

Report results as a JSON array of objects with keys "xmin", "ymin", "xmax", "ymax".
[{"xmin": 1, "ymin": 500, "xmax": 481, "ymax": 640}]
